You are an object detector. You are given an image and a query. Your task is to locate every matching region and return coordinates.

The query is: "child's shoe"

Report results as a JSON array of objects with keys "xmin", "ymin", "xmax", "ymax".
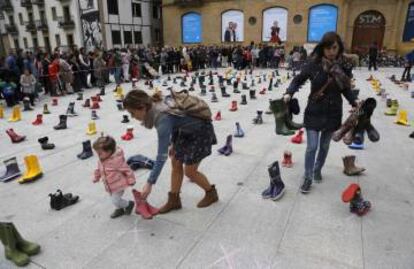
[
  {"xmin": 110, "ymin": 208, "xmax": 125, "ymax": 218},
  {"xmin": 124, "ymin": 201, "xmax": 134, "ymax": 215}
]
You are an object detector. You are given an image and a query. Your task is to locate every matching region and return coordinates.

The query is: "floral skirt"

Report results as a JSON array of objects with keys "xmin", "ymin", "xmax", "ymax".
[{"xmin": 172, "ymin": 120, "xmax": 217, "ymax": 165}]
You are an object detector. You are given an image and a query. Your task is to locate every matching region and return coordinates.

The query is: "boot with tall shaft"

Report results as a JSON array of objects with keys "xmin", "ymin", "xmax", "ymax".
[
  {"xmin": 18, "ymin": 155, "xmax": 43, "ymax": 183},
  {"xmin": 43, "ymin": 104, "xmax": 50, "ymax": 114},
  {"xmin": 53, "ymin": 115, "xmax": 67, "ymax": 130},
  {"xmin": 269, "ymin": 99, "xmax": 294, "ymax": 136},
  {"xmin": 234, "ymin": 122, "xmax": 244, "ymax": 138},
  {"xmin": 8, "ymin": 105, "xmax": 21, "ymax": 122},
  {"xmin": 229, "ymin": 101, "xmax": 238, "ymax": 112},
  {"xmin": 262, "ymin": 161, "xmax": 285, "ymax": 200},
  {"xmin": 77, "ymin": 140, "xmax": 93, "ymax": 159},
  {"xmin": 159, "ymin": 192, "xmax": 182, "ymax": 214},
  {"xmin": 342, "ymin": 155, "xmax": 365, "ymax": 176},
  {"xmin": 217, "ymin": 135, "xmax": 233, "ymax": 156},
  {"xmin": 6, "ymin": 129, "xmax": 26, "ymax": 143},
  {"xmin": 32, "ymin": 114, "xmax": 43, "ymax": 125},
  {"xmin": 0, "ymin": 157, "xmax": 21, "ymax": 182}
]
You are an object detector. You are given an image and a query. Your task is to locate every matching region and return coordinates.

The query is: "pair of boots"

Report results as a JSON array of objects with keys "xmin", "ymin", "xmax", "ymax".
[
  {"xmin": 49, "ymin": 189, "xmax": 79, "ymax": 210},
  {"xmin": 132, "ymin": 189, "xmax": 159, "ymax": 219},
  {"xmin": 38, "ymin": 136, "xmax": 55, "ymax": 150},
  {"xmin": 342, "ymin": 183, "xmax": 371, "ymax": 216},
  {"xmin": 217, "ymin": 135, "xmax": 233, "ymax": 156},
  {"xmin": 6, "ymin": 129, "xmax": 26, "ymax": 143},
  {"xmin": 342, "ymin": 155, "xmax": 365, "ymax": 176},
  {"xmin": 159, "ymin": 185, "xmax": 218, "ymax": 214},
  {"xmin": 262, "ymin": 161, "xmax": 285, "ymax": 200},
  {"xmin": 269, "ymin": 99, "xmax": 302, "ymax": 135},
  {"xmin": 0, "ymin": 222, "xmax": 41, "ymax": 267}
]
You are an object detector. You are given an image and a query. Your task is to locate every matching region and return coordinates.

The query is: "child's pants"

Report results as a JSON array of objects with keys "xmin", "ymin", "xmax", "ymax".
[{"xmin": 111, "ymin": 190, "xmax": 129, "ymax": 209}]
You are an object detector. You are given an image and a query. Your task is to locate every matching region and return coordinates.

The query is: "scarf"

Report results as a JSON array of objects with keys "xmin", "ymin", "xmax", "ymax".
[{"xmin": 321, "ymin": 57, "xmax": 351, "ymax": 91}]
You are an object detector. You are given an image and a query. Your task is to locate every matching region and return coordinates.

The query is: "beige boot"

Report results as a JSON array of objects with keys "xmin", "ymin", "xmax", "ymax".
[
  {"xmin": 197, "ymin": 185, "xmax": 219, "ymax": 208},
  {"xmin": 159, "ymin": 192, "xmax": 182, "ymax": 214},
  {"xmin": 343, "ymin": 155, "xmax": 365, "ymax": 176}
]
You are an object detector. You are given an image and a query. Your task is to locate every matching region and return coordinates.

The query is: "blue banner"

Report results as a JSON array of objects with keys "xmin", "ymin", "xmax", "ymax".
[
  {"xmin": 182, "ymin": 13, "xmax": 202, "ymax": 43},
  {"xmin": 403, "ymin": 3, "xmax": 414, "ymax": 42},
  {"xmin": 307, "ymin": 5, "xmax": 338, "ymax": 42}
]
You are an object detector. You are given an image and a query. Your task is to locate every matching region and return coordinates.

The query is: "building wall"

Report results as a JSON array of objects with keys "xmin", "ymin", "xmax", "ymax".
[{"xmin": 162, "ymin": 0, "xmax": 414, "ymax": 54}]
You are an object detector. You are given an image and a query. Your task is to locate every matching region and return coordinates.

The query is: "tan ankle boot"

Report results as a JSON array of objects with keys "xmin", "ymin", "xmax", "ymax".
[
  {"xmin": 343, "ymin": 155, "xmax": 365, "ymax": 176},
  {"xmin": 159, "ymin": 192, "xmax": 182, "ymax": 214},
  {"xmin": 197, "ymin": 185, "xmax": 219, "ymax": 208}
]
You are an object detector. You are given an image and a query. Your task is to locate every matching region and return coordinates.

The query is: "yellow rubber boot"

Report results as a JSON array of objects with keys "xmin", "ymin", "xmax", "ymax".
[
  {"xmin": 114, "ymin": 85, "xmax": 124, "ymax": 99},
  {"xmin": 395, "ymin": 110, "xmax": 410, "ymax": 126},
  {"xmin": 384, "ymin": 100, "xmax": 399, "ymax": 116},
  {"xmin": 8, "ymin": 106, "xmax": 21, "ymax": 122},
  {"xmin": 18, "ymin": 155, "xmax": 43, "ymax": 184},
  {"xmin": 86, "ymin": 121, "xmax": 97, "ymax": 135},
  {"xmin": 0, "ymin": 104, "xmax": 4, "ymax": 119}
]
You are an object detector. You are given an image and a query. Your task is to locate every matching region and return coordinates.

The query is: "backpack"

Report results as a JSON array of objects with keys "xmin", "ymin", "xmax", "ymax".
[{"xmin": 166, "ymin": 88, "xmax": 212, "ymax": 121}]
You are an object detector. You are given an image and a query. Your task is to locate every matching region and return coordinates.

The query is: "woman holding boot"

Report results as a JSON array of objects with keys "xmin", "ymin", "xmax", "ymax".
[
  {"xmin": 123, "ymin": 90, "xmax": 218, "ymax": 213},
  {"xmin": 283, "ymin": 32, "xmax": 357, "ymax": 193}
]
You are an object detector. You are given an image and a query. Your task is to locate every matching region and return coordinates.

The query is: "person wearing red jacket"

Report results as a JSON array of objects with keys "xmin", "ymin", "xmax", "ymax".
[{"xmin": 48, "ymin": 54, "xmax": 60, "ymax": 96}]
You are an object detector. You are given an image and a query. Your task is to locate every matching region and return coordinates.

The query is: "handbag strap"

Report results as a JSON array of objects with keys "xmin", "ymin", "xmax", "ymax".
[{"xmin": 310, "ymin": 77, "xmax": 333, "ymax": 101}]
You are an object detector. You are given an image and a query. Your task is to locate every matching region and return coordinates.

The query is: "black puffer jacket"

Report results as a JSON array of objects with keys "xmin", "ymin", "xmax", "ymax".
[{"xmin": 286, "ymin": 58, "xmax": 357, "ymax": 132}]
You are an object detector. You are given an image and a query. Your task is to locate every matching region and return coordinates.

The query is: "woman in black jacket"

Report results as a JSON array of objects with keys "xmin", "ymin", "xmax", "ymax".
[{"xmin": 283, "ymin": 32, "xmax": 357, "ymax": 193}]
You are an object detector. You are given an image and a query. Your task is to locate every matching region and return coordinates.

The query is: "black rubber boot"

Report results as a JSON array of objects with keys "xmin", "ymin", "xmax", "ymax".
[
  {"xmin": 241, "ymin": 95, "xmax": 247, "ymax": 105},
  {"xmin": 0, "ymin": 157, "xmax": 21, "ymax": 182},
  {"xmin": 77, "ymin": 140, "xmax": 93, "ymax": 160},
  {"xmin": 49, "ymin": 190, "xmax": 79, "ymax": 210},
  {"xmin": 53, "ymin": 115, "xmax": 67, "ymax": 130},
  {"xmin": 23, "ymin": 98, "xmax": 32, "ymax": 111},
  {"xmin": 38, "ymin": 136, "xmax": 55, "ymax": 150}
]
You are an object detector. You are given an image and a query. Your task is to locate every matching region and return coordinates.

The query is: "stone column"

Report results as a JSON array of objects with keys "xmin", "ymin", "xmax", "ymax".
[
  {"xmin": 341, "ymin": 0, "xmax": 350, "ymax": 46},
  {"xmin": 391, "ymin": 0, "xmax": 404, "ymax": 50}
]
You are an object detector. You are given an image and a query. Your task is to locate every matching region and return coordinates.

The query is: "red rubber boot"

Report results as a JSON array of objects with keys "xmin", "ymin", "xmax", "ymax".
[
  {"xmin": 6, "ymin": 129, "xmax": 26, "ymax": 143},
  {"xmin": 132, "ymin": 189, "xmax": 153, "ymax": 219},
  {"xmin": 32, "ymin": 114, "xmax": 43, "ymax": 125}
]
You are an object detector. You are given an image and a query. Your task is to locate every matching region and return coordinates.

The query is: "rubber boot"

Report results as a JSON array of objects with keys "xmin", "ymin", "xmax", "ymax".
[
  {"xmin": 0, "ymin": 157, "xmax": 21, "ymax": 182},
  {"xmin": 121, "ymin": 114, "xmax": 129, "ymax": 123},
  {"xmin": 342, "ymin": 155, "xmax": 365, "ymax": 176},
  {"xmin": 242, "ymin": 82, "xmax": 248, "ymax": 90},
  {"xmin": 342, "ymin": 183, "xmax": 371, "ymax": 216},
  {"xmin": 95, "ymin": 94, "xmax": 102, "ymax": 102},
  {"xmin": 83, "ymin": 98, "xmax": 90, "ymax": 108},
  {"xmin": 52, "ymin": 98, "xmax": 58, "ymax": 106},
  {"xmin": 86, "ymin": 121, "xmax": 97, "ymax": 135},
  {"xmin": 121, "ymin": 127, "xmax": 134, "ymax": 141},
  {"xmin": 117, "ymin": 103, "xmax": 124, "ymax": 111},
  {"xmin": 229, "ymin": 101, "xmax": 238, "ymax": 112},
  {"xmin": 32, "ymin": 114, "xmax": 43, "ymax": 125},
  {"xmin": 49, "ymin": 190, "xmax": 79, "ymax": 210},
  {"xmin": 214, "ymin": 111, "xmax": 222, "ymax": 121},
  {"xmin": 268, "ymin": 78, "xmax": 273, "ymax": 91},
  {"xmin": 38, "ymin": 136, "xmax": 55, "ymax": 150},
  {"xmin": 22, "ymin": 98, "xmax": 33, "ymax": 111},
  {"xmin": 99, "ymin": 86, "xmax": 105, "ymax": 96},
  {"xmin": 200, "ymin": 87, "xmax": 207, "ymax": 96},
  {"xmin": 0, "ymin": 223, "xmax": 30, "ymax": 267},
  {"xmin": 285, "ymin": 112, "xmax": 303, "ymax": 130},
  {"xmin": 348, "ymin": 131, "xmax": 365, "ymax": 150},
  {"xmin": 209, "ymin": 86, "xmax": 215, "ymax": 93},
  {"xmin": 43, "ymin": 104, "xmax": 50, "ymax": 114},
  {"xmin": 76, "ymin": 92, "xmax": 83, "ymax": 100},
  {"xmin": 240, "ymin": 95, "xmax": 247, "ymax": 105},
  {"xmin": 262, "ymin": 161, "xmax": 285, "ymax": 200},
  {"xmin": 197, "ymin": 185, "xmax": 219, "ymax": 208},
  {"xmin": 159, "ymin": 192, "xmax": 182, "ymax": 214},
  {"xmin": 259, "ymin": 88, "xmax": 266, "ymax": 95},
  {"xmin": 395, "ymin": 110, "xmax": 410, "ymax": 126},
  {"xmin": 270, "ymin": 99, "xmax": 294, "ymax": 136},
  {"xmin": 249, "ymin": 90, "xmax": 256, "ymax": 100},
  {"xmin": 252, "ymin": 110, "xmax": 263, "ymax": 124},
  {"xmin": 66, "ymin": 102, "xmax": 78, "ymax": 117},
  {"xmin": 217, "ymin": 135, "xmax": 233, "ymax": 156},
  {"xmin": 91, "ymin": 110, "xmax": 99, "ymax": 120},
  {"xmin": 218, "ymin": 86, "xmax": 229, "ymax": 97},
  {"xmin": 366, "ymin": 124, "xmax": 380, "ymax": 142},
  {"xmin": 77, "ymin": 140, "xmax": 93, "ymax": 160},
  {"xmin": 384, "ymin": 99, "xmax": 399, "ymax": 116},
  {"xmin": 233, "ymin": 82, "xmax": 240, "ymax": 93},
  {"xmin": 281, "ymin": 151, "xmax": 293, "ymax": 168},
  {"xmin": 18, "ymin": 155, "xmax": 43, "ymax": 183},
  {"xmin": 131, "ymin": 189, "xmax": 154, "ymax": 219},
  {"xmin": 234, "ymin": 122, "xmax": 244, "ymax": 138},
  {"xmin": 53, "ymin": 115, "xmax": 67, "ymax": 130},
  {"xmin": 211, "ymin": 93, "xmax": 218, "ymax": 103},
  {"xmin": 91, "ymin": 100, "xmax": 100, "ymax": 109},
  {"xmin": 6, "ymin": 129, "xmax": 26, "ymax": 143},
  {"xmin": 8, "ymin": 105, "xmax": 22, "ymax": 122},
  {"xmin": 291, "ymin": 129, "xmax": 304, "ymax": 144}
]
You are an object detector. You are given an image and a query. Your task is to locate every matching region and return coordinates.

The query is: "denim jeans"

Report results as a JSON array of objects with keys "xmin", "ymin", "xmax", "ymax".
[
  {"xmin": 111, "ymin": 190, "xmax": 128, "ymax": 209},
  {"xmin": 304, "ymin": 129, "xmax": 333, "ymax": 181},
  {"xmin": 114, "ymin": 67, "xmax": 122, "ymax": 84}
]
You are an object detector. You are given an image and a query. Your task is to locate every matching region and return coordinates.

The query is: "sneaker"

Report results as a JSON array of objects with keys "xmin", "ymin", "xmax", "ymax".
[
  {"xmin": 124, "ymin": 201, "xmax": 134, "ymax": 215},
  {"xmin": 313, "ymin": 171, "xmax": 322, "ymax": 183},
  {"xmin": 300, "ymin": 179, "xmax": 312, "ymax": 193},
  {"xmin": 270, "ymin": 183, "xmax": 285, "ymax": 201},
  {"xmin": 110, "ymin": 208, "xmax": 125, "ymax": 218}
]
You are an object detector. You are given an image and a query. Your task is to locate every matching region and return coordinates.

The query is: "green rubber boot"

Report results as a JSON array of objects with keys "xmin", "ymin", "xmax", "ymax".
[
  {"xmin": 11, "ymin": 223, "xmax": 40, "ymax": 256},
  {"xmin": 270, "ymin": 99, "xmax": 295, "ymax": 136},
  {"xmin": 0, "ymin": 222, "xmax": 30, "ymax": 267},
  {"xmin": 384, "ymin": 100, "xmax": 399, "ymax": 116}
]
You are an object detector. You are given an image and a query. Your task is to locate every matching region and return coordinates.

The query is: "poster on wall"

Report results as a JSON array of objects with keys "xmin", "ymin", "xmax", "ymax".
[
  {"xmin": 182, "ymin": 13, "xmax": 202, "ymax": 43},
  {"xmin": 79, "ymin": 0, "xmax": 102, "ymax": 51},
  {"xmin": 307, "ymin": 5, "xmax": 338, "ymax": 42},
  {"xmin": 403, "ymin": 2, "xmax": 414, "ymax": 42},
  {"xmin": 262, "ymin": 8, "xmax": 288, "ymax": 44},
  {"xmin": 222, "ymin": 10, "xmax": 244, "ymax": 42}
]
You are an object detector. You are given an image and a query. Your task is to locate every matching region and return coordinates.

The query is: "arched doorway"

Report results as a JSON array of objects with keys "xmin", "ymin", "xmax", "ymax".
[{"xmin": 351, "ymin": 10, "xmax": 385, "ymax": 54}]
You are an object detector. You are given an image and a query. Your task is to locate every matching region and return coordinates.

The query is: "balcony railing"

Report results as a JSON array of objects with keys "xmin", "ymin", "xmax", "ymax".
[
  {"xmin": 25, "ymin": 21, "xmax": 37, "ymax": 32},
  {"xmin": 31, "ymin": 0, "xmax": 45, "ymax": 6},
  {"xmin": 21, "ymin": 0, "xmax": 33, "ymax": 8},
  {"xmin": 35, "ymin": 20, "xmax": 48, "ymax": 32},
  {"xmin": 1, "ymin": 0, "xmax": 14, "ymax": 12},
  {"xmin": 58, "ymin": 17, "xmax": 75, "ymax": 30},
  {"xmin": 5, "ymin": 24, "xmax": 18, "ymax": 35}
]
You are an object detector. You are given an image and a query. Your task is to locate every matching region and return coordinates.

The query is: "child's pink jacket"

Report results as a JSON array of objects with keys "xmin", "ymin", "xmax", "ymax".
[{"xmin": 94, "ymin": 149, "xmax": 136, "ymax": 194}]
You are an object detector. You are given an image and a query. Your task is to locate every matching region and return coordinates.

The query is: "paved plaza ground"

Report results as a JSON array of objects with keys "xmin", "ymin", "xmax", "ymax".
[{"xmin": 0, "ymin": 67, "xmax": 413, "ymax": 269}]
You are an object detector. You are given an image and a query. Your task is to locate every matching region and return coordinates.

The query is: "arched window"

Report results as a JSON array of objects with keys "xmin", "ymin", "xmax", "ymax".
[
  {"xmin": 403, "ymin": 2, "xmax": 414, "ymax": 42},
  {"xmin": 307, "ymin": 4, "xmax": 338, "ymax": 42},
  {"xmin": 222, "ymin": 10, "xmax": 244, "ymax": 42},
  {"xmin": 262, "ymin": 7, "xmax": 288, "ymax": 43},
  {"xmin": 182, "ymin": 12, "xmax": 202, "ymax": 43}
]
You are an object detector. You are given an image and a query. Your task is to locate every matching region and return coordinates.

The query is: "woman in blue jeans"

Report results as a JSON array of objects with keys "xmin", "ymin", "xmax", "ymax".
[{"xmin": 283, "ymin": 32, "xmax": 358, "ymax": 193}]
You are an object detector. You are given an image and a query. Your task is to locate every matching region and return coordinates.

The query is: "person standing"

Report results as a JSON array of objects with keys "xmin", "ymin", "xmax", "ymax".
[
  {"xmin": 283, "ymin": 32, "xmax": 357, "ymax": 193},
  {"xmin": 368, "ymin": 41, "xmax": 378, "ymax": 71},
  {"xmin": 20, "ymin": 69, "xmax": 36, "ymax": 106},
  {"xmin": 401, "ymin": 49, "xmax": 414, "ymax": 82}
]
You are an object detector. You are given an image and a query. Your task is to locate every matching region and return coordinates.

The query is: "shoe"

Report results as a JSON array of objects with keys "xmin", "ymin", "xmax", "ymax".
[
  {"xmin": 6, "ymin": 129, "xmax": 26, "ymax": 143},
  {"xmin": 8, "ymin": 105, "xmax": 22, "ymax": 122},
  {"xmin": 342, "ymin": 155, "xmax": 365, "ymax": 176},
  {"xmin": 281, "ymin": 151, "xmax": 293, "ymax": 168},
  {"xmin": 99, "ymin": 86, "xmax": 105, "ymax": 96},
  {"xmin": 22, "ymin": 98, "xmax": 33, "ymax": 111},
  {"xmin": 234, "ymin": 122, "xmax": 244, "ymax": 138},
  {"xmin": 49, "ymin": 190, "xmax": 79, "ymax": 210},
  {"xmin": 66, "ymin": 102, "xmax": 78, "ymax": 117},
  {"xmin": 197, "ymin": 185, "xmax": 219, "ymax": 208},
  {"xmin": 300, "ymin": 179, "xmax": 312, "ymax": 193},
  {"xmin": 121, "ymin": 127, "xmax": 134, "ymax": 141},
  {"xmin": 32, "ymin": 114, "xmax": 43, "ymax": 125},
  {"xmin": 82, "ymin": 98, "xmax": 90, "ymax": 108},
  {"xmin": 91, "ymin": 101, "xmax": 100, "ymax": 109},
  {"xmin": 159, "ymin": 192, "xmax": 182, "ymax": 214},
  {"xmin": 217, "ymin": 135, "xmax": 233, "ymax": 156},
  {"xmin": 76, "ymin": 92, "xmax": 83, "ymax": 100},
  {"xmin": 410, "ymin": 131, "xmax": 414, "ymax": 138},
  {"xmin": 86, "ymin": 121, "xmax": 97, "ymax": 135},
  {"xmin": 43, "ymin": 104, "xmax": 50, "ymax": 114},
  {"xmin": 0, "ymin": 157, "xmax": 21, "ymax": 182},
  {"xmin": 110, "ymin": 208, "xmax": 125, "ymax": 218},
  {"xmin": 51, "ymin": 98, "xmax": 58, "ymax": 106},
  {"xmin": 269, "ymin": 99, "xmax": 295, "ymax": 136},
  {"xmin": 214, "ymin": 111, "xmax": 222, "ymax": 121},
  {"xmin": 229, "ymin": 101, "xmax": 238, "ymax": 112},
  {"xmin": 252, "ymin": 110, "xmax": 263, "ymax": 124},
  {"xmin": 121, "ymin": 114, "xmax": 129, "ymax": 123},
  {"xmin": 0, "ymin": 223, "xmax": 30, "ymax": 266},
  {"xmin": 262, "ymin": 161, "xmax": 285, "ymax": 200},
  {"xmin": 53, "ymin": 115, "xmax": 68, "ymax": 130},
  {"xmin": 124, "ymin": 201, "xmax": 134, "ymax": 215},
  {"xmin": 240, "ymin": 94, "xmax": 247, "ymax": 105},
  {"xmin": 313, "ymin": 171, "xmax": 322, "ymax": 183},
  {"xmin": 38, "ymin": 136, "xmax": 55, "ymax": 150},
  {"xmin": 211, "ymin": 93, "xmax": 218, "ymax": 103},
  {"xmin": 249, "ymin": 90, "xmax": 256, "ymax": 100},
  {"xmin": 291, "ymin": 129, "xmax": 304, "ymax": 144},
  {"xmin": 342, "ymin": 183, "xmax": 371, "ymax": 216},
  {"xmin": 18, "ymin": 155, "xmax": 43, "ymax": 184},
  {"xmin": 77, "ymin": 140, "xmax": 93, "ymax": 160},
  {"xmin": 384, "ymin": 99, "xmax": 399, "ymax": 116}
]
